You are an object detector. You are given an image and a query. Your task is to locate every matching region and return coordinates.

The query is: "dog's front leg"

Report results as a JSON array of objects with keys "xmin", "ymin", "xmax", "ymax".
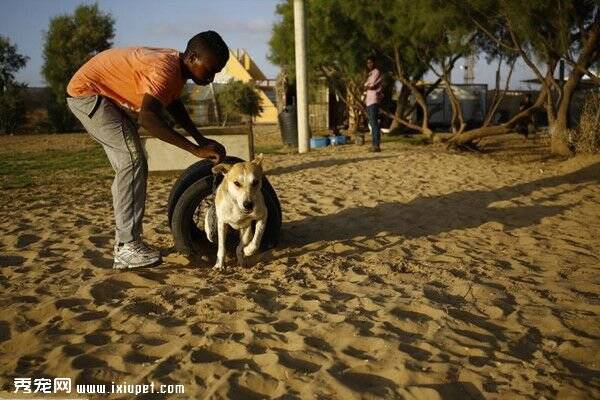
[
  {"xmin": 214, "ymin": 222, "xmax": 228, "ymax": 270},
  {"xmin": 236, "ymin": 226, "xmax": 253, "ymax": 267},
  {"xmin": 244, "ymin": 217, "xmax": 266, "ymax": 257}
]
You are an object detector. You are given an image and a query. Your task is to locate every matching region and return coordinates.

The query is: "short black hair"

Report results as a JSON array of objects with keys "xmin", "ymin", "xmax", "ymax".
[
  {"xmin": 185, "ymin": 31, "xmax": 229, "ymax": 69},
  {"xmin": 367, "ymin": 55, "xmax": 377, "ymax": 63}
]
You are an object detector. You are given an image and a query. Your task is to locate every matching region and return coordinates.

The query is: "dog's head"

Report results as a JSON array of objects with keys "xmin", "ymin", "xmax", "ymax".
[{"xmin": 212, "ymin": 154, "xmax": 264, "ymax": 214}]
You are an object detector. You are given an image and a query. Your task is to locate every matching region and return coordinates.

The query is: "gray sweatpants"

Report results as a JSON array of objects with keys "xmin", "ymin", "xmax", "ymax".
[{"xmin": 67, "ymin": 95, "xmax": 147, "ymax": 244}]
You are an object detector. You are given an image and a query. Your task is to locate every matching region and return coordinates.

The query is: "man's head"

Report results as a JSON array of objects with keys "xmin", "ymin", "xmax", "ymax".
[
  {"xmin": 183, "ymin": 31, "xmax": 229, "ymax": 85},
  {"xmin": 367, "ymin": 56, "xmax": 376, "ymax": 71}
]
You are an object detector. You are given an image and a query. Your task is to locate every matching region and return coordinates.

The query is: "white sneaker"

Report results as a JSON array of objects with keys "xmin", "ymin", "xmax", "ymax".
[{"xmin": 113, "ymin": 239, "xmax": 161, "ymax": 269}]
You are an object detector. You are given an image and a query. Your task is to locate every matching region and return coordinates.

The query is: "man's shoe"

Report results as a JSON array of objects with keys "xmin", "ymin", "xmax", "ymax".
[
  {"xmin": 369, "ymin": 146, "xmax": 381, "ymax": 153},
  {"xmin": 113, "ymin": 239, "xmax": 162, "ymax": 269}
]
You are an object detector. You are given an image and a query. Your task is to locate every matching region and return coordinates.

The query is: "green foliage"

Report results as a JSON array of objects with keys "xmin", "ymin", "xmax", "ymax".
[
  {"xmin": 0, "ymin": 36, "xmax": 29, "ymax": 133},
  {"xmin": 269, "ymin": 0, "xmax": 597, "ymax": 139},
  {"xmin": 0, "ymin": 83, "xmax": 27, "ymax": 134},
  {"xmin": 269, "ymin": 0, "xmax": 376, "ymax": 86},
  {"xmin": 268, "ymin": 0, "xmax": 387, "ymax": 127},
  {"xmin": 268, "ymin": 2, "xmax": 296, "ymax": 74},
  {"xmin": 456, "ymin": 0, "xmax": 597, "ymax": 69},
  {"xmin": 42, "ymin": 3, "xmax": 114, "ymax": 132},
  {"xmin": 268, "ymin": 0, "xmax": 468, "ymax": 109},
  {"xmin": 218, "ymin": 80, "xmax": 263, "ymax": 122},
  {"xmin": 0, "ymin": 36, "xmax": 29, "ymax": 94}
]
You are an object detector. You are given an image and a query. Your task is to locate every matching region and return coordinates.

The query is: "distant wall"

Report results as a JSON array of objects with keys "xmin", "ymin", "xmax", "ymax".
[{"xmin": 141, "ymin": 126, "xmax": 251, "ymax": 171}]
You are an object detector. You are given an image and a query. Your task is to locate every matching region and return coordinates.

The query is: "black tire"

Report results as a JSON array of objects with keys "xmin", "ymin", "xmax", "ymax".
[
  {"xmin": 167, "ymin": 156, "xmax": 282, "ymax": 226},
  {"xmin": 169, "ymin": 158, "xmax": 282, "ymax": 256},
  {"xmin": 167, "ymin": 158, "xmax": 214, "ymax": 226}
]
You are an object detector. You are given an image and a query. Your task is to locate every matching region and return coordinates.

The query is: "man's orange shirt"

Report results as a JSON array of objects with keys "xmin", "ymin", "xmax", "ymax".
[{"xmin": 67, "ymin": 47, "xmax": 186, "ymax": 112}]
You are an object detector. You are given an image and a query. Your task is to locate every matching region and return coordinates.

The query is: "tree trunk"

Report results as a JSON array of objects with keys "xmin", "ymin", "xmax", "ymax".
[
  {"xmin": 247, "ymin": 120, "xmax": 255, "ymax": 160},
  {"xmin": 412, "ymin": 86, "xmax": 433, "ymax": 138},
  {"xmin": 444, "ymin": 76, "xmax": 466, "ymax": 134},
  {"xmin": 484, "ymin": 58, "xmax": 516, "ymax": 127},
  {"xmin": 449, "ymin": 84, "xmax": 549, "ymax": 146},
  {"xmin": 549, "ymin": 77, "xmax": 575, "ymax": 156},
  {"xmin": 549, "ymin": 18, "xmax": 599, "ymax": 156},
  {"xmin": 210, "ymin": 83, "xmax": 220, "ymax": 126},
  {"xmin": 347, "ymin": 87, "xmax": 359, "ymax": 134},
  {"xmin": 343, "ymin": 79, "xmax": 367, "ymax": 134},
  {"xmin": 389, "ymin": 85, "xmax": 409, "ymax": 131},
  {"xmin": 393, "ymin": 46, "xmax": 433, "ymax": 138}
]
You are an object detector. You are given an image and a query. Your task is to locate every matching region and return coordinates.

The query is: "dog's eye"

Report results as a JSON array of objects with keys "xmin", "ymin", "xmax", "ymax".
[
  {"xmin": 233, "ymin": 181, "xmax": 241, "ymax": 187},
  {"xmin": 252, "ymin": 180, "xmax": 259, "ymax": 186}
]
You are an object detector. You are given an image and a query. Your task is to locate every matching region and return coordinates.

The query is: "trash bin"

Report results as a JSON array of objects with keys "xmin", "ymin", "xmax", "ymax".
[
  {"xmin": 329, "ymin": 135, "xmax": 347, "ymax": 145},
  {"xmin": 278, "ymin": 105, "xmax": 298, "ymax": 147},
  {"xmin": 310, "ymin": 137, "xmax": 329, "ymax": 148}
]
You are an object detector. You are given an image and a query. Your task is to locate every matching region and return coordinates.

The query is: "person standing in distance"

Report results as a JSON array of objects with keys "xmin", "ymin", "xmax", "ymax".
[{"xmin": 364, "ymin": 56, "xmax": 383, "ymax": 152}]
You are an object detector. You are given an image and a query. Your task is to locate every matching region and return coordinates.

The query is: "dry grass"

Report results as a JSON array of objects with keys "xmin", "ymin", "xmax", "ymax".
[
  {"xmin": 574, "ymin": 91, "xmax": 600, "ymax": 154},
  {"xmin": 0, "ymin": 132, "xmax": 94, "ymax": 153}
]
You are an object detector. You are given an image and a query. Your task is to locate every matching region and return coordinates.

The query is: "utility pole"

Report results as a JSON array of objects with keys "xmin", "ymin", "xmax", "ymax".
[
  {"xmin": 464, "ymin": 53, "xmax": 475, "ymax": 85},
  {"xmin": 293, "ymin": 0, "xmax": 310, "ymax": 153}
]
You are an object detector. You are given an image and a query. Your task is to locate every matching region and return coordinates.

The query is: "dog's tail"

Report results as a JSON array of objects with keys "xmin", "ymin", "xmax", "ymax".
[{"xmin": 204, "ymin": 201, "xmax": 218, "ymax": 243}]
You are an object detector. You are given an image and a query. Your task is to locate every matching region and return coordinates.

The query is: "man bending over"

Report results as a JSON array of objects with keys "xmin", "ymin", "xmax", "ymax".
[{"xmin": 67, "ymin": 31, "xmax": 229, "ymax": 269}]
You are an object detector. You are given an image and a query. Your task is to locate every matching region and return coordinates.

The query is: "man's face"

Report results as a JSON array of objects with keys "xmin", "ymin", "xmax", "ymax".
[
  {"xmin": 367, "ymin": 59, "xmax": 374, "ymax": 71},
  {"xmin": 186, "ymin": 53, "xmax": 222, "ymax": 85}
]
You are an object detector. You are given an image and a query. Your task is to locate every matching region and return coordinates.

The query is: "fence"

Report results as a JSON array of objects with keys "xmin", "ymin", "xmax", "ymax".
[{"xmin": 425, "ymin": 84, "xmax": 488, "ymax": 129}]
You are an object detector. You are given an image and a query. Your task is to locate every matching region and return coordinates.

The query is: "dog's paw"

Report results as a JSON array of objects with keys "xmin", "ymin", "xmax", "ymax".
[
  {"xmin": 213, "ymin": 262, "xmax": 226, "ymax": 271},
  {"xmin": 243, "ymin": 245, "xmax": 257, "ymax": 257},
  {"xmin": 237, "ymin": 255, "xmax": 247, "ymax": 268}
]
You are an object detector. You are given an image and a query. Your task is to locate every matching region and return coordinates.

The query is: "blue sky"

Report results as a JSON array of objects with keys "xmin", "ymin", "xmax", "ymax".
[
  {"xmin": 1, "ymin": 0, "xmax": 539, "ymax": 89},
  {"xmin": 0, "ymin": 0, "xmax": 281, "ymax": 86}
]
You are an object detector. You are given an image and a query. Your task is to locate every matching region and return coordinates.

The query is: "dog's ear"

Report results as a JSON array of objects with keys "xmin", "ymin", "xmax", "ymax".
[
  {"xmin": 252, "ymin": 153, "xmax": 264, "ymax": 167},
  {"xmin": 212, "ymin": 163, "xmax": 232, "ymax": 175}
]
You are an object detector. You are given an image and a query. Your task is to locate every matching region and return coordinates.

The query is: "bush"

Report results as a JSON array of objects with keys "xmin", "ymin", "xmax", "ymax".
[
  {"xmin": 0, "ymin": 84, "xmax": 27, "ymax": 134},
  {"xmin": 573, "ymin": 91, "xmax": 600, "ymax": 154},
  {"xmin": 218, "ymin": 80, "xmax": 263, "ymax": 125},
  {"xmin": 42, "ymin": 4, "xmax": 114, "ymax": 132}
]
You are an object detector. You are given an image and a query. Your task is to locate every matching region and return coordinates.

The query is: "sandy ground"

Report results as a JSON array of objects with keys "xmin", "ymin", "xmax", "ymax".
[{"xmin": 1, "ymin": 133, "xmax": 599, "ymax": 399}]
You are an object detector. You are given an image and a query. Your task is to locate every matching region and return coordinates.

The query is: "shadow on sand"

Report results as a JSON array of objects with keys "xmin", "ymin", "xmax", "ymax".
[
  {"xmin": 279, "ymin": 162, "xmax": 599, "ymax": 248},
  {"xmin": 266, "ymin": 155, "xmax": 395, "ymax": 176}
]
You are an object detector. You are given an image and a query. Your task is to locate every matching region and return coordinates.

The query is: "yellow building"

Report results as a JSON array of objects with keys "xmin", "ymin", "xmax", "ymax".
[{"xmin": 213, "ymin": 49, "xmax": 277, "ymax": 124}]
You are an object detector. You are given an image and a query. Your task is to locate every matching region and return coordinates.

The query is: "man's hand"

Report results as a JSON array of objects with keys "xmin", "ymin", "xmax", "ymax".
[
  {"xmin": 193, "ymin": 137, "xmax": 226, "ymax": 164},
  {"xmin": 140, "ymin": 94, "xmax": 226, "ymax": 164},
  {"xmin": 166, "ymin": 99, "xmax": 226, "ymax": 163}
]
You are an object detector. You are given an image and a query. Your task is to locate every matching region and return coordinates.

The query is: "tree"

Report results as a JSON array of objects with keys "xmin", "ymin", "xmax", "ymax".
[
  {"xmin": 448, "ymin": 0, "xmax": 599, "ymax": 156},
  {"xmin": 0, "ymin": 36, "xmax": 28, "ymax": 95},
  {"xmin": 218, "ymin": 80, "xmax": 264, "ymax": 123},
  {"xmin": 341, "ymin": 0, "xmax": 458, "ymax": 137},
  {"xmin": 218, "ymin": 80, "xmax": 263, "ymax": 158},
  {"xmin": 42, "ymin": 3, "xmax": 114, "ymax": 132},
  {"xmin": 406, "ymin": 0, "xmax": 477, "ymax": 135},
  {"xmin": 0, "ymin": 36, "xmax": 29, "ymax": 133},
  {"xmin": 0, "ymin": 83, "xmax": 27, "ymax": 134},
  {"xmin": 269, "ymin": 0, "xmax": 598, "ymax": 155},
  {"xmin": 475, "ymin": 23, "xmax": 520, "ymax": 127},
  {"xmin": 269, "ymin": 0, "xmax": 378, "ymax": 133},
  {"xmin": 268, "ymin": 0, "xmax": 461, "ymax": 138}
]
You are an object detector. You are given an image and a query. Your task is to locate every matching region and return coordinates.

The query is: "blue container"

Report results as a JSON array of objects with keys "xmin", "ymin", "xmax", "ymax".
[
  {"xmin": 329, "ymin": 135, "xmax": 347, "ymax": 145},
  {"xmin": 310, "ymin": 137, "xmax": 330, "ymax": 148}
]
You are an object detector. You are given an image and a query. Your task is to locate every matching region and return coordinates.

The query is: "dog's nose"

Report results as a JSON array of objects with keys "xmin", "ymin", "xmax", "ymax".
[{"xmin": 243, "ymin": 200, "xmax": 254, "ymax": 211}]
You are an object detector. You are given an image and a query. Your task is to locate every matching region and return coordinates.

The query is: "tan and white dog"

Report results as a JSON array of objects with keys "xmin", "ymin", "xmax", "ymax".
[{"xmin": 205, "ymin": 155, "xmax": 268, "ymax": 270}]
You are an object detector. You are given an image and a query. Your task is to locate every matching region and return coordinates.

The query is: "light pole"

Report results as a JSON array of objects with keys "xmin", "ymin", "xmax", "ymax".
[{"xmin": 293, "ymin": 0, "xmax": 310, "ymax": 153}]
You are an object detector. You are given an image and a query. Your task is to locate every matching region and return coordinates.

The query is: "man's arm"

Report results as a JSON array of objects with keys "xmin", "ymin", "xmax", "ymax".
[
  {"xmin": 139, "ymin": 94, "xmax": 224, "ymax": 163},
  {"xmin": 364, "ymin": 70, "xmax": 382, "ymax": 90},
  {"xmin": 166, "ymin": 99, "xmax": 204, "ymax": 144}
]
